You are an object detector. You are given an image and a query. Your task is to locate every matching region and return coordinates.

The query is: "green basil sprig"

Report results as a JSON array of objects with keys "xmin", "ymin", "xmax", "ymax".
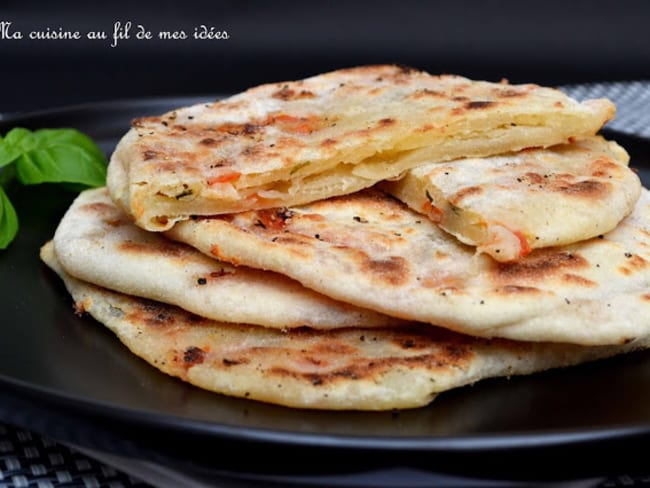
[{"xmin": 0, "ymin": 127, "xmax": 107, "ymax": 249}]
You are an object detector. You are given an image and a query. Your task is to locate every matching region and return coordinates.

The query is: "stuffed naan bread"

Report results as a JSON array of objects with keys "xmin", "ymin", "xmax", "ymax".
[
  {"xmin": 167, "ymin": 187, "xmax": 650, "ymax": 346},
  {"xmin": 40, "ymin": 242, "xmax": 650, "ymax": 411},
  {"xmin": 52, "ymin": 188, "xmax": 396, "ymax": 330},
  {"xmin": 382, "ymin": 136, "xmax": 641, "ymax": 261},
  {"xmin": 107, "ymin": 65, "xmax": 614, "ymax": 231}
]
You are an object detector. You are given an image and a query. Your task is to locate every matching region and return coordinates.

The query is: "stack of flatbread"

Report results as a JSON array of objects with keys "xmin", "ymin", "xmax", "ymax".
[{"xmin": 41, "ymin": 65, "xmax": 650, "ymax": 410}]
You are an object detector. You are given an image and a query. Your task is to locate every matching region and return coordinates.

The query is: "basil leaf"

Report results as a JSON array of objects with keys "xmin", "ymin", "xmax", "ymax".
[
  {"xmin": 0, "ymin": 186, "xmax": 18, "ymax": 250},
  {"xmin": 0, "ymin": 127, "xmax": 107, "ymax": 251},
  {"xmin": 3, "ymin": 127, "xmax": 38, "ymax": 151},
  {"xmin": 34, "ymin": 128, "xmax": 105, "ymax": 162},
  {"xmin": 0, "ymin": 145, "xmax": 21, "ymax": 168},
  {"xmin": 0, "ymin": 129, "xmax": 31, "ymax": 167},
  {"xmin": 14, "ymin": 129, "xmax": 107, "ymax": 187}
]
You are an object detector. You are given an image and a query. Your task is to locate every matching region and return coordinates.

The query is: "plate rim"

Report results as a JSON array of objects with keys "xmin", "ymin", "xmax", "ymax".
[{"xmin": 4, "ymin": 367, "xmax": 650, "ymax": 453}]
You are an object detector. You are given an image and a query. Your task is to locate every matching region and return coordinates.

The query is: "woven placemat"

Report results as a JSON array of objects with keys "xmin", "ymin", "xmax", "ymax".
[
  {"xmin": 0, "ymin": 422, "xmax": 152, "ymax": 488},
  {"xmin": 561, "ymin": 81, "xmax": 650, "ymax": 139}
]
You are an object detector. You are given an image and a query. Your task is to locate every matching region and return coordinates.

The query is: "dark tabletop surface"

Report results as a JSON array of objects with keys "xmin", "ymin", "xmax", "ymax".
[{"xmin": 2, "ymin": 0, "xmax": 650, "ymax": 113}]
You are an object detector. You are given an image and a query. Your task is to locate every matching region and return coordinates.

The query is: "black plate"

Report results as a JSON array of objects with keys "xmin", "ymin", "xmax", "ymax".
[{"xmin": 2, "ymin": 98, "xmax": 650, "ymax": 484}]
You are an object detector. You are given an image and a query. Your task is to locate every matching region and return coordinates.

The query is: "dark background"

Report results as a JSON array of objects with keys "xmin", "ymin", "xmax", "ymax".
[{"xmin": 1, "ymin": 0, "xmax": 650, "ymax": 113}]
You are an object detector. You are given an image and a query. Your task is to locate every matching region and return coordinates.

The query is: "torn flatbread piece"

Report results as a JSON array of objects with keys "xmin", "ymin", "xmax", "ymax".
[
  {"xmin": 107, "ymin": 65, "xmax": 615, "ymax": 230},
  {"xmin": 167, "ymin": 187, "xmax": 650, "ymax": 346},
  {"xmin": 41, "ymin": 242, "xmax": 650, "ymax": 411},
  {"xmin": 52, "ymin": 188, "xmax": 397, "ymax": 330},
  {"xmin": 382, "ymin": 136, "xmax": 641, "ymax": 261}
]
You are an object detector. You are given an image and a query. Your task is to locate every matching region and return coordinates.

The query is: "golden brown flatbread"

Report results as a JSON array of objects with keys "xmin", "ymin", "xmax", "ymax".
[
  {"xmin": 107, "ymin": 65, "xmax": 614, "ymax": 231},
  {"xmin": 167, "ymin": 187, "xmax": 650, "ymax": 346},
  {"xmin": 382, "ymin": 136, "xmax": 641, "ymax": 261},
  {"xmin": 41, "ymin": 241, "xmax": 650, "ymax": 411},
  {"xmin": 51, "ymin": 188, "xmax": 397, "ymax": 330}
]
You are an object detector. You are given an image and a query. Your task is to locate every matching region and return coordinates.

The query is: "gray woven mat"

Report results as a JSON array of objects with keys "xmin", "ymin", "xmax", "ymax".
[
  {"xmin": 0, "ymin": 423, "xmax": 151, "ymax": 488},
  {"xmin": 561, "ymin": 81, "xmax": 650, "ymax": 139}
]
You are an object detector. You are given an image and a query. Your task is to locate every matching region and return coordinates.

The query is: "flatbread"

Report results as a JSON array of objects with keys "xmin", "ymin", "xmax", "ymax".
[
  {"xmin": 382, "ymin": 136, "xmax": 641, "ymax": 261},
  {"xmin": 107, "ymin": 65, "xmax": 615, "ymax": 230},
  {"xmin": 52, "ymin": 187, "xmax": 397, "ymax": 330},
  {"xmin": 167, "ymin": 187, "xmax": 650, "ymax": 346},
  {"xmin": 40, "ymin": 242, "xmax": 650, "ymax": 410}
]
